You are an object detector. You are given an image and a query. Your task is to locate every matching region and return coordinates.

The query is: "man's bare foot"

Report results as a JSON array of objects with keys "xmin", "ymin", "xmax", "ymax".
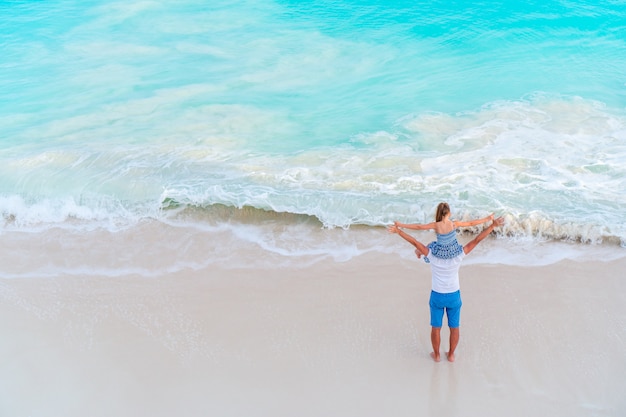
[
  {"xmin": 430, "ymin": 352, "xmax": 441, "ymax": 362},
  {"xmin": 446, "ymin": 352, "xmax": 456, "ymax": 362}
]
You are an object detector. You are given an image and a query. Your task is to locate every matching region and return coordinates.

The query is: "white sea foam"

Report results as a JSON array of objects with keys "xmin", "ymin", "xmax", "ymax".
[{"xmin": 2, "ymin": 92, "xmax": 626, "ymax": 246}]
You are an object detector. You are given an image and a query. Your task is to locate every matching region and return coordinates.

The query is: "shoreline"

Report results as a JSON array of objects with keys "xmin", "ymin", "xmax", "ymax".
[
  {"xmin": 1, "ymin": 244, "xmax": 625, "ymax": 416},
  {"xmin": 1, "ymin": 220, "xmax": 624, "ymax": 280}
]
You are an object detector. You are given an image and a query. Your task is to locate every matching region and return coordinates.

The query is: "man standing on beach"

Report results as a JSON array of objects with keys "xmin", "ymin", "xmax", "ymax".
[{"xmin": 388, "ymin": 217, "xmax": 504, "ymax": 362}]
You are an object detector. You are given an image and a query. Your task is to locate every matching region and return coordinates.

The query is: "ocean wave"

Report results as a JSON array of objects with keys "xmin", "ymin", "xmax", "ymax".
[
  {"xmin": 3, "ymin": 191, "xmax": 623, "ymax": 249},
  {"xmin": 1, "ymin": 94, "xmax": 625, "ymax": 249},
  {"xmin": 1, "ymin": 202, "xmax": 624, "ymax": 280}
]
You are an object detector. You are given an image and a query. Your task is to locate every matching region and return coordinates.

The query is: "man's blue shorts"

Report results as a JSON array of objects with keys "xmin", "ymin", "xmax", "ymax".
[{"xmin": 429, "ymin": 290, "xmax": 462, "ymax": 328}]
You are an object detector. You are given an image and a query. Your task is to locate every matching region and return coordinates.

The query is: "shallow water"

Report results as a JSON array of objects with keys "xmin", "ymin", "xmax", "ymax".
[{"xmin": 1, "ymin": 0, "xmax": 626, "ymax": 264}]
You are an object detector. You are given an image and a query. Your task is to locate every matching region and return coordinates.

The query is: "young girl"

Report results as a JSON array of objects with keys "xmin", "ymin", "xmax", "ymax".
[{"xmin": 391, "ymin": 202, "xmax": 494, "ymax": 261}]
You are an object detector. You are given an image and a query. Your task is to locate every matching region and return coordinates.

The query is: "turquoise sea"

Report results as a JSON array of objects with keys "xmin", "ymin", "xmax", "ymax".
[{"xmin": 2, "ymin": 0, "xmax": 626, "ymax": 271}]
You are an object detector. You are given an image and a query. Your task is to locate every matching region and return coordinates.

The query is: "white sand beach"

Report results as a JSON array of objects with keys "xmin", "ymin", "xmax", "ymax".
[{"xmin": 1, "ymin": 225, "xmax": 625, "ymax": 417}]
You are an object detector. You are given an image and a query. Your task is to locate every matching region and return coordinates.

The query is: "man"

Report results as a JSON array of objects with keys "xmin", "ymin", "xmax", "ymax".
[{"xmin": 388, "ymin": 217, "xmax": 504, "ymax": 362}]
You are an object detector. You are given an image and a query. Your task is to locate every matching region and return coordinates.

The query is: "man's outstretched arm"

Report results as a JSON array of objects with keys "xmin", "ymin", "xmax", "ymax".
[
  {"xmin": 463, "ymin": 217, "xmax": 504, "ymax": 255},
  {"xmin": 388, "ymin": 225, "xmax": 430, "ymax": 258}
]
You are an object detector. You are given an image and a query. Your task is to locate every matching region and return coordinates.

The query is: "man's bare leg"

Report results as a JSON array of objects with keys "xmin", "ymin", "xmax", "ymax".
[
  {"xmin": 431, "ymin": 327, "xmax": 442, "ymax": 362},
  {"xmin": 447, "ymin": 327, "xmax": 459, "ymax": 362}
]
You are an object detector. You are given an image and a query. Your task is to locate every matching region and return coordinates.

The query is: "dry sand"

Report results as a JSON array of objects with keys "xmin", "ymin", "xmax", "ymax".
[{"xmin": 1, "ymin": 242, "xmax": 625, "ymax": 416}]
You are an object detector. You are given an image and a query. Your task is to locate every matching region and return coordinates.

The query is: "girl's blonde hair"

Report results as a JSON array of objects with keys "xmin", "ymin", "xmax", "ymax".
[{"xmin": 435, "ymin": 202, "xmax": 450, "ymax": 222}]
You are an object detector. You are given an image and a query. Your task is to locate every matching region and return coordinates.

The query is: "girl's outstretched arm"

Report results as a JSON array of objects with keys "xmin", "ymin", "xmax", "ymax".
[
  {"xmin": 454, "ymin": 213, "xmax": 494, "ymax": 228},
  {"xmin": 388, "ymin": 225, "xmax": 429, "ymax": 258},
  {"xmin": 392, "ymin": 220, "xmax": 437, "ymax": 230}
]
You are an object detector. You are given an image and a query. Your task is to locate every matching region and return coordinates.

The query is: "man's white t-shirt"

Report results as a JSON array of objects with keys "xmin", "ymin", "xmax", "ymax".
[{"xmin": 427, "ymin": 252, "xmax": 465, "ymax": 293}]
